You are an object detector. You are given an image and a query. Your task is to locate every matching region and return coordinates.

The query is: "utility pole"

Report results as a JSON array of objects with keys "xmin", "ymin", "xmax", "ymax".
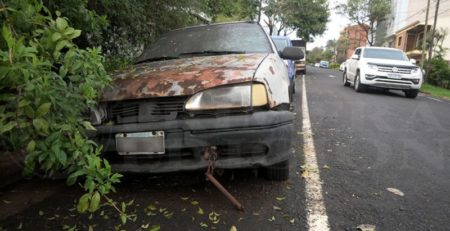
[
  {"xmin": 421, "ymin": 0, "xmax": 431, "ymax": 69},
  {"xmin": 426, "ymin": 0, "xmax": 440, "ymax": 81}
]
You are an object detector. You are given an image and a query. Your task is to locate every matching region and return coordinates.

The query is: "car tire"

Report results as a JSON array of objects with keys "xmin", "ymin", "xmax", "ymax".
[
  {"xmin": 354, "ymin": 71, "xmax": 365, "ymax": 92},
  {"xmin": 264, "ymin": 160, "xmax": 290, "ymax": 181},
  {"xmin": 404, "ymin": 89, "xmax": 418, "ymax": 98},
  {"xmin": 343, "ymin": 71, "xmax": 350, "ymax": 87},
  {"xmin": 292, "ymin": 80, "xmax": 296, "ymax": 94}
]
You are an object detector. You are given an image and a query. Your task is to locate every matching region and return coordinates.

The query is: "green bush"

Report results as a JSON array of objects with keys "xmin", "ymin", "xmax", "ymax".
[
  {"xmin": 329, "ymin": 62, "xmax": 340, "ymax": 69},
  {"xmin": 427, "ymin": 57, "xmax": 450, "ymax": 89},
  {"xmin": 0, "ymin": 0, "xmax": 123, "ymax": 218}
]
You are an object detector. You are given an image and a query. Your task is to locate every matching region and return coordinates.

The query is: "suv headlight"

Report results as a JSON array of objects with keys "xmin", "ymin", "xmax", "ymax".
[
  {"xmin": 185, "ymin": 83, "xmax": 268, "ymax": 111},
  {"xmin": 411, "ymin": 68, "xmax": 420, "ymax": 74},
  {"xmin": 367, "ymin": 63, "xmax": 378, "ymax": 70}
]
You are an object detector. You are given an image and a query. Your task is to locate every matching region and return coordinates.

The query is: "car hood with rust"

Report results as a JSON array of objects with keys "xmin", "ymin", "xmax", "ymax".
[{"xmin": 101, "ymin": 53, "xmax": 268, "ymax": 102}]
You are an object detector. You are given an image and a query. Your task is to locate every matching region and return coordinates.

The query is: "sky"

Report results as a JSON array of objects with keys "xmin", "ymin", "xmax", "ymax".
[{"xmin": 303, "ymin": 0, "xmax": 350, "ymax": 50}]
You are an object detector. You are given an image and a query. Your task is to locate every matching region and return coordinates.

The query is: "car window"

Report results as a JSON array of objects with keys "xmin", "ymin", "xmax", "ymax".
[
  {"xmin": 354, "ymin": 48, "xmax": 361, "ymax": 56},
  {"xmin": 272, "ymin": 38, "xmax": 289, "ymax": 53},
  {"xmin": 363, "ymin": 49, "xmax": 409, "ymax": 61},
  {"xmin": 137, "ymin": 23, "xmax": 273, "ymax": 62}
]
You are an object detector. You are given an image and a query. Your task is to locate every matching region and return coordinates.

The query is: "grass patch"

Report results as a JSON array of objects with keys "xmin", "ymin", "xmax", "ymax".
[{"xmin": 420, "ymin": 83, "xmax": 450, "ymax": 100}]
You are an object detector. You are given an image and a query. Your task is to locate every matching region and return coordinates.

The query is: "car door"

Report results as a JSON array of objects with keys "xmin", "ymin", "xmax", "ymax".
[{"xmin": 347, "ymin": 48, "xmax": 361, "ymax": 81}]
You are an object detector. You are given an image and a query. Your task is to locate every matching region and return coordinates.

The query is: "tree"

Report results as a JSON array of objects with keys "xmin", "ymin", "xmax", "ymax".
[
  {"xmin": 338, "ymin": 0, "xmax": 391, "ymax": 46},
  {"xmin": 307, "ymin": 47, "xmax": 324, "ymax": 63},
  {"xmin": 263, "ymin": 0, "xmax": 329, "ymax": 40}
]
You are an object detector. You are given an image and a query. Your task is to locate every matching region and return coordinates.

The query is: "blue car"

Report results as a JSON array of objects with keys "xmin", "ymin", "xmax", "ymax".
[{"xmin": 271, "ymin": 36, "xmax": 296, "ymax": 97}]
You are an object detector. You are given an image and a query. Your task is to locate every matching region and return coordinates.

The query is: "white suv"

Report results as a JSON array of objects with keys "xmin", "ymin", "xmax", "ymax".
[{"xmin": 343, "ymin": 47, "xmax": 423, "ymax": 98}]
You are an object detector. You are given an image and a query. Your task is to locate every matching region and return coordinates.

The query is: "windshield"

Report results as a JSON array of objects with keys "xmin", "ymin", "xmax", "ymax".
[
  {"xmin": 272, "ymin": 38, "xmax": 289, "ymax": 53},
  {"xmin": 137, "ymin": 23, "xmax": 273, "ymax": 62},
  {"xmin": 363, "ymin": 49, "xmax": 408, "ymax": 61}
]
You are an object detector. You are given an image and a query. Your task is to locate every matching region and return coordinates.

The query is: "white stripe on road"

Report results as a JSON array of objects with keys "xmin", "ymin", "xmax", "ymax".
[
  {"xmin": 301, "ymin": 75, "xmax": 330, "ymax": 231},
  {"xmin": 425, "ymin": 96, "xmax": 443, "ymax": 102},
  {"xmin": 328, "ymin": 75, "xmax": 336, "ymax": 78}
]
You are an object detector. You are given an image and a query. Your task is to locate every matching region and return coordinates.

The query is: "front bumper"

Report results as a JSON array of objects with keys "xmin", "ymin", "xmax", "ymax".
[
  {"xmin": 361, "ymin": 71, "xmax": 422, "ymax": 90},
  {"xmin": 91, "ymin": 111, "xmax": 294, "ymax": 173}
]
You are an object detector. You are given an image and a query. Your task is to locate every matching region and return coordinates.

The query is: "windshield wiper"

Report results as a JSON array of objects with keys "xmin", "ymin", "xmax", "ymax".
[
  {"xmin": 135, "ymin": 56, "xmax": 180, "ymax": 64},
  {"xmin": 179, "ymin": 50, "xmax": 246, "ymax": 56}
]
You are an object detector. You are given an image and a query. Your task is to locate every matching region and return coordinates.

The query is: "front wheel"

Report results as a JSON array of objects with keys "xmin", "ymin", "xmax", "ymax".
[
  {"xmin": 404, "ymin": 89, "xmax": 419, "ymax": 98},
  {"xmin": 264, "ymin": 160, "xmax": 290, "ymax": 181},
  {"xmin": 343, "ymin": 71, "xmax": 350, "ymax": 87},
  {"xmin": 354, "ymin": 72, "xmax": 365, "ymax": 92}
]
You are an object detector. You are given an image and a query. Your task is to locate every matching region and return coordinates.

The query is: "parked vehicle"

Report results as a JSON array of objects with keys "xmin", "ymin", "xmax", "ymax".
[
  {"xmin": 90, "ymin": 22, "xmax": 303, "ymax": 180},
  {"xmin": 320, "ymin": 60, "xmax": 329, "ymax": 68},
  {"xmin": 339, "ymin": 60, "xmax": 347, "ymax": 72},
  {"xmin": 314, "ymin": 63, "xmax": 320, "ymax": 67},
  {"xmin": 292, "ymin": 40, "xmax": 307, "ymax": 74},
  {"xmin": 343, "ymin": 47, "xmax": 423, "ymax": 98},
  {"xmin": 271, "ymin": 36, "xmax": 297, "ymax": 96}
]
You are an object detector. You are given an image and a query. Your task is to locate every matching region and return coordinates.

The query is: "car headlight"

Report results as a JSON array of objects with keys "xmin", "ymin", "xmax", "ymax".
[
  {"xmin": 367, "ymin": 63, "xmax": 378, "ymax": 70},
  {"xmin": 185, "ymin": 83, "xmax": 268, "ymax": 111},
  {"xmin": 411, "ymin": 68, "xmax": 420, "ymax": 74},
  {"xmin": 90, "ymin": 104, "xmax": 107, "ymax": 125}
]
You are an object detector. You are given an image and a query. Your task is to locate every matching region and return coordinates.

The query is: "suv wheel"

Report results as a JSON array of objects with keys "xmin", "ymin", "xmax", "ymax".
[
  {"xmin": 354, "ymin": 72, "xmax": 365, "ymax": 92},
  {"xmin": 264, "ymin": 160, "xmax": 290, "ymax": 181},
  {"xmin": 404, "ymin": 89, "xmax": 418, "ymax": 98},
  {"xmin": 343, "ymin": 71, "xmax": 350, "ymax": 87}
]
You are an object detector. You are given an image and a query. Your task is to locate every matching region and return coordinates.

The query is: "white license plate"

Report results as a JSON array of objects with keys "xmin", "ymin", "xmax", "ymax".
[
  {"xmin": 116, "ymin": 131, "xmax": 165, "ymax": 155},
  {"xmin": 388, "ymin": 74, "xmax": 402, "ymax": 79}
]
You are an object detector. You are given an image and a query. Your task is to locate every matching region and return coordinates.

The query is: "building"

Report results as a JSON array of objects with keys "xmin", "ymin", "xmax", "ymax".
[
  {"xmin": 336, "ymin": 24, "xmax": 368, "ymax": 63},
  {"xmin": 382, "ymin": 0, "xmax": 450, "ymax": 63}
]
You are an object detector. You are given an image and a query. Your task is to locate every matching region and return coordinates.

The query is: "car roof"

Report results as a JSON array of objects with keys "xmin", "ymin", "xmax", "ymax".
[
  {"xmin": 271, "ymin": 35, "xmax": 291, "ymax": 40},
  {"xmin": 358, "ymin": 46, "xmax": 403, "ymax": 52}
]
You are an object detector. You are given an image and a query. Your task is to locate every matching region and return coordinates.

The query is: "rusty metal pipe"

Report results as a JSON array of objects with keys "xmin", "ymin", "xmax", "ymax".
[{"xmin": 206, "ymin": 172, "xmax": 244, "ymax": 211}]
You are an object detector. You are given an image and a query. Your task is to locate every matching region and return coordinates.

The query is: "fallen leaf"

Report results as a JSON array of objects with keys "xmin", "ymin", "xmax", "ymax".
[
  {"xmin": 39, "ymin": 210, "xmax": 44, "ymax": 216},
  {"xmin": 150, "ymin": 224, "xmax": 161, "ymax": 231},
  {"xmin": 181, "ymin": 208, "xmax": 187, "ymax": 212},
  {"xmin": 197, "ymin": 207, "xmax": 204, "ymax": 215},
  {"xmin": 323, "ymin": 165, "xmax": 330, "ymax": 169},
  {"xmin": 200, "ymin": 222, "xmax": 208, "ymax": 228},
  {"xmin": 327, "ymin": 149, "xmax": 333, "ymax": 152},
  {"xmin": 386, "ymin": 188, "xmax": 404, "ymax": 197},
  {"xmin": 163, "ymin": 211, "xmax": 174, "ymax": 219},
  {"xmin": 273, "ymin": 206, "xmax": 282, "ymax": 211},
  {"xmin": 191, "ymin": 201, "xmax": 199, "ymax": 205},
  {"xmin": 301, "ymin": 170, "xmax": 309, "ymax": 179},
  {"xmin": 290, "ymin": 218, "xmax": 295, "ymax": 224},
  {"xmin": 268, "ymin": 216, "xmax": 276, "ymax": 222},
  {"xmin": 141, "ymin": 223, "xmax": 149, "ymax": 229},
  {"xmin": 17, "ymin": 222, "xmax": 23, "ymax": 230},
  {"xmin": 230, "ymin": 225, "xmax": 237, "ymax": 231},
  {"xmin": 252, "ymin": 212, "xmax": 260, "ymax": 216},
  {"xmin": 181, "ymin": 197, "xmax": 189, "ymax": 201},
  {"xmin": 147, "ymin": 204, "xmax": 157, "ymax": 211},
  {"xmin": 2, "ymin": 200, "xmax": 11, "ymax": 204},
  {"xmin": 357, "ymin": 224, "xmax": 376, "ymax": 231},
  {"xmin": 276, "ymin": 196, "xmax": 286, "ymax": 201}
]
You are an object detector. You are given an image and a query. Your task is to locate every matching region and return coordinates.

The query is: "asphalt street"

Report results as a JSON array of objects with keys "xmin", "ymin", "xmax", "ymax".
[{"xmin": 1, "ymin": 67, "xmax": 449, "ymax": 230}]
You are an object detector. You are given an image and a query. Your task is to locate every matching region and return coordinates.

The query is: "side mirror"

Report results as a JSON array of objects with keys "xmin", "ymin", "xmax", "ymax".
[
  {"xmin": 351, "ymin": 54, "xmax": 360, "ymax": 60},
  {"xmin": 280, "ymin": 47, "xmax": 304, "ymax": 60},
  {"xmin": 410, "ymin": 58, "xmax": 417, "ymax": 65}
]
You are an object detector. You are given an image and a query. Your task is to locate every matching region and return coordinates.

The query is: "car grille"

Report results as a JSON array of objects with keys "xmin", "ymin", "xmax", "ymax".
[
  {"xmin": 377, "ymin": 65, "xmax": 412, "ymax": 74},
  {"xmin": 108, "ymin": 97, "xmax": 187, "ymax": 124}
]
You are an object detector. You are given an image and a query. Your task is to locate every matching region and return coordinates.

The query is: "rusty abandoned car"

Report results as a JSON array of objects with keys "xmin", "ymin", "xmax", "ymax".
[{"xmin": 90, "ymin": 22, "xmax": 303, "ymax": 180}]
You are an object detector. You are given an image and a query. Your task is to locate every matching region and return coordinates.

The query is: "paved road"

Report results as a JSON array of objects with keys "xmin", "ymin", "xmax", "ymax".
[{"xmin": 1, "ymin": 67, "xmax": 450, "ymax": 230}]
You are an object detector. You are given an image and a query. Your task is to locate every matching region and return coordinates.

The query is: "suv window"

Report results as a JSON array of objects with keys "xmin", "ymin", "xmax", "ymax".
[
  {"xmin": 363, "ymin": 49, "xmax": 408, "ymax": 61},
  {"xmin": 354, "ymin": 48, "xmax": 361, "ymax": 56},
  {"xmin": 137, "ymin": 23, "xmax": 273, "ymax": 62}
]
